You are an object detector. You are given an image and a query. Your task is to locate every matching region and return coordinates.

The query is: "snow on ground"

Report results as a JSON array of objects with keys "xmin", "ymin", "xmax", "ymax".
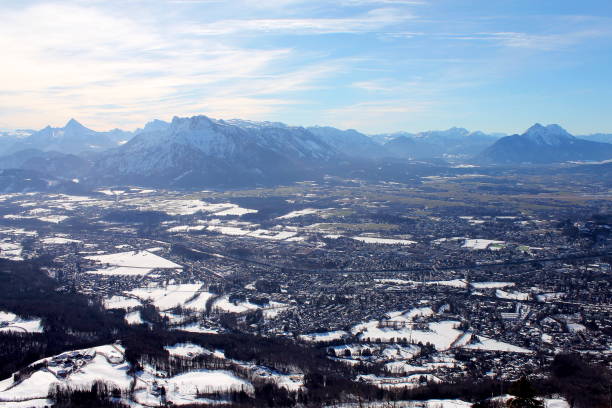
[
  {"xmin": 213, "ymin": 296, "xmax": 261, "ymax": 314},
  {"xmin": 0, "ymin": 399, "xmax": 53, "ymax": 407},
  {"xmin": 165, "ymin": 343, "xmax": 208, "ymax": 358},
  {"xmin": 299, "ymin": 330, "xmax": 349, "ymax": 343},
  {"xmin": 462, "ymin": 239, "xmax": 505, "ymax": 250},
  {"xmin": 0, "ymin": 311, "xmax": 43, "ymax": 333},
  {"xmin": 0, "ymin": 344, "xmax": 130, "ymax": 403},
  {"xmin": 128, "ymin": 283, "xmax": 203, "ymax": 311},
  {"xmin": 537, "ymin": 292, "xmax": 565, "ymax": 302},
  {"xmin": 238, "ymin": 363, "xmax": 303, "ymax": 392},
  {"xmin": 0, "ymin": 228, "xmax": 37, "ymax": 236},
  {"xmin": 0, "ymin": 370, "xmax": 57, "ymax": 400},
  {"xmin": 206, "ymin": 225, "xmax": 250, "ymax": 236},
  {"xmin": 131, "ymin": 198, "xmax": 255, "ymax": 217},
  {"xmin": 358, "ymin": 373, "xmax": 442, "ymax": 390},
  {"xmin": 134, "ymin": 199, "xmax": 218, "ymax": 216},
  {"xmin": 471, "ymin": 281, "xmax": 515, "ymax": 289},
  {"xmin": 214, "ymin": 205, "xmax": 257, "ymax": 216},
  {"xmin": 125, "ymin": 311, "xmax": 145, "ymax": 325},
  {"xmin": 167, "ymin": 225, "xmax": 207, "ymax": 233},
  {"xmin": 86, "ymin": 250, "xmax": 182, "ymax": 269},
  {"xmin": 187, "ymin": 223, "xmax": 299, "ymax": 241},
  {"xmin": 352, "ymin": 236, "xmax": 416, "ymax": 245},
  {"xmin": 88, "ymin": 266, "xmax": 157, "ymax": 276},
  {"xmin": 103, "ymin": 295, "xmax": 142, "ymax": 310},
  {"xmin": 67, "ymin": 353, "xmax": 132, "ymax": 390},
  {"xmin": 353, "ymin": 317, "xmax": 463, "ymax": 351},
  {"xmin": 85, "ymin": 250, "xmax": 182, "ymax": 276},
  {"xmin": 567, "ymin": 323, "xmax": 587, "ymax": 333},
  {"xmin": 37, "ymin": 215, "xmax": 69, "ymax": 223},
  {"xmin": 331, "ymin": 343, "xmax": 421, "ymax": 367},
  {"xmin": 462, "ymin": 335, "xmax": 532, "ymax": 353},
  {"xmin": 0, "ymin": 241, "xmax": 23, "ymax": 260},
  {"xmin": 166, "ymin": 369, "xmax": 253, "ymax": 395},
  {"xmin": 490, "ymin": 395, "xmax": 569, "ymax": 408},
  {"xmin": 97, "ymin": 189, "xmax": 125, "ymax": 196},
  {"xmin": 375, "ymin": 278, "xmax": 414, "ymax": 285},
  {"xmin": 184, "ymin": 291, "xmax": 216, "ymax": 312},
  {"xmin": 324, "ymin": 399, "xmax": 472, "ymax": 407},
  {"xmin": 41, "ymin": 237, "xmax": 82, "ymax": 245},
  {"xmin": 387, "ymin": 307, "xmax": 435, "ymax": 322},
  {"xmin": 26, "ymin": 208, "xmax": 50, "ymax": 215},
  {"xmin": 544, "ymin": 398, "xmax": 570, "ymax": 408},
  {"xmin": 496, "ymin": 289, "xmax": 530, "ymax": 301},
  {"xmin": 277, "ymin": 208, "xmax": 320, "ymax": 219},
  {"xmin": 247, "ymin": 229, "xmax": 298, "ymax": 240},
  {"xmin": 428, "ymin": 279, "xmax": 468, "ymax": 288},
  {"xmin": 176, "ymin": 323, "xmax": 220, "ymax": 334}
]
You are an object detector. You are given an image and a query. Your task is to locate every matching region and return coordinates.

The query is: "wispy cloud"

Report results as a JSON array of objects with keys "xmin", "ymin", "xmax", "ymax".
[
  {"xmin": 0, "ymin": 2, "xmax": 344, "ymax": 129},
  {"xmin": 184, "ymin": 8, "xmax": 413, "ymax": 36},
  {"xmin": 1, "ymin": 0, "xmax": 611, "ymax": 134},
  {"xmin": 443, "ymin": 29, "xmax": 612, "ymax": 51}
]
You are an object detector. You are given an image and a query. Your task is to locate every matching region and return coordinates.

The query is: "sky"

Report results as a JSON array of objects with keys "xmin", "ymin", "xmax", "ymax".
[{"xmin": 1, "ymin": 0, "xmax": 611, "ymax": 134}]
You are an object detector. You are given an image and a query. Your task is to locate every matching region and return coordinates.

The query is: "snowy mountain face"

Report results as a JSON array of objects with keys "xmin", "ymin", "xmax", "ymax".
[
  {"xmin": 307, "ymin": 126, "xmax": 389, "ymax": 158},
  {"xmin": 477, "ymin": 124, "xmax": 612, "ymax": 164},
  {"xmin": 5, "ymin": 119, "xmax": 132, "ymax": 155},
  {"xmin": 93, "ymin": 115, "xmax": 339, "ymax": 187},
  {"xmin": 522, "ymin": 123, "xmax": 575, "ymax": 146},
  {"xmin": 127, "ymin": 116, "xmax": 334, "ymax": 161},
  {"xmin": 0, "ymin": 129, "xmax": 35, "ymax": 155},
  {"xmin": 369, "ymin": 132, "xmax": 415, "ymax": 145},
  {"xmin": 376, "ymin": 128, "xmax": 501, "ymax": 159}
]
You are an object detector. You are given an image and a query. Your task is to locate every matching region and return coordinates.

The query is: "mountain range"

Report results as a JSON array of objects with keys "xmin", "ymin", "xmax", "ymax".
[
  {"xmin": 0, "ymin": 119, "xmax": 131, "ymax": 156},
  {"xmin": 1, "ymin": 116, "xmax": 611, "ymax": 189},
  {"xmin": 374, "ymin": 127, "xmax": 504, "ymax": 159}
]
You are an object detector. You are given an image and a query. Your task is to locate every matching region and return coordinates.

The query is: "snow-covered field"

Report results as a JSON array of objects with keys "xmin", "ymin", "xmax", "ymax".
[
  {"xmin": 0, "ymin": 241, "xmax": 23, "ymax": 260},
  {"xmin": 0, "ymin": 345, "xmax": 130, "ymax": 402},
  {"xmin": 103, "ymin": 295, "xmax": 142, "ymax": 310},
  {"xmin": 277, "ymin": 208, "xmax": 321, "ymax": 219},
  {"xmin": 128, "ymin": 283, "xmax": 203, "ymax": 311},
  {"xmin": 85, "ymin": 250, "xmax": 182, "ymax": 276},
  {"xmin": 128, "ymin": 198, "xmax": 256, "ymax": 217},
  {"xmin": 471, "ymin": 281, "xmax": 515, "ymax": 289},
  {"xmin": 165, "ymin": 343, "xmax": 208, "ymax": 358},
  {"xmin": 299, "ymin": 330, "xmax": 349, "ymax": 343},
  {"xmin": 324, "ymin": 399, "xmax": 472, "ymax": 407},
  {"xmin": 0, "ymin": 344, "xmax": 255, "ymax": 407},
  {"xmin": 351, "ymin": 307, "xmax": 532, "ymax": 354},
  {"xmin": 352, "ymin": 236, "xmax": 416, "ymax": 245},
  {"xmin": 0, "ymin": 311, "xmax": 43, "ymax": 333},
  {"xmin": 537, "ymin": 292, "xmax": 565, "ymax": 302},
  {"xmin": 125, "ymin": 310, "xmax": 145, "ymax": 325},
  {"xmin": 463, "ymin": 334, "xmax": 532, "ymax": 353},
  {"xmin": 429, "ymin": 279, "xmax": 468, "ymax": 288},
  {"xmin": 496, "ymin": 289, "xmax": 530, "ymax": 301},
  {"xmin": 41, "ymin": 236, "xmax": 82, "ymax": 245},
  {"xmin": 462, "ymin": 239, "xmax": 505, "ymax": 250},
  {"xmin": 358, "ymin": 373, "xmax": 442, "ymax": 390}
]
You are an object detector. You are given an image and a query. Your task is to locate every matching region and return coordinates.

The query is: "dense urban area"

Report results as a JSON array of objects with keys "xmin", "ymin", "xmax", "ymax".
[{"xmin": 1, "ymin": 166, "xmax": 610, "ymax": 407}]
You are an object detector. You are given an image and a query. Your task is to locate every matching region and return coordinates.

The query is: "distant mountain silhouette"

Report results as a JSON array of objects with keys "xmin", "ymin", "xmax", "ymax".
[{"xmin": 477, "ymin": 124, "xmax": 612, "ymax": 164}]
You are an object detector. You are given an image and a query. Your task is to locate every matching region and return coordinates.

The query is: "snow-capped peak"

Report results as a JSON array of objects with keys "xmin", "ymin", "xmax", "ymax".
[
  {"xmin": 64, "ymin": 118, "xmax": 87, "ymax": 131},
  {"xmin": 522, "ymin": 123, "xmax": 574, "ymax": 146}
]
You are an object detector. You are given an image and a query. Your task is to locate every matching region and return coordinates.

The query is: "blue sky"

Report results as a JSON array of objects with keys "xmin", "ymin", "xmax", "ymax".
[{"xmin": 1, "ymin": 0, "xmax": 611, "ymax": 134}]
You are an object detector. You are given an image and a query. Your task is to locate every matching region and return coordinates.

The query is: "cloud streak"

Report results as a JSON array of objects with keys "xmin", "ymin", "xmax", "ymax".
[
  {"xmin": 0, "ymin": 2, "xmax": 346, "ymax": 129},
  {"xmin": 184, "ymin": 8, "xmax": 413, "ymax": 36}
]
